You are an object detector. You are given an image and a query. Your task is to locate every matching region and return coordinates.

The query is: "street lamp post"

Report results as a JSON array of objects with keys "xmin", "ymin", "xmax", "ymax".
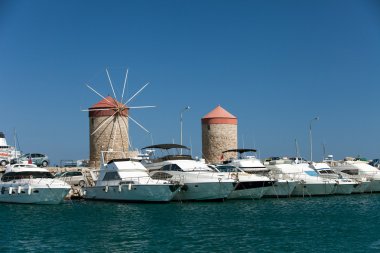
[
  {"xmin": 309, "ymin": 116, "xmax": 319, "ymax": 162},
  {"xmin": 180, "ymin": 106, "xmax": 191, "ymax": 147}
]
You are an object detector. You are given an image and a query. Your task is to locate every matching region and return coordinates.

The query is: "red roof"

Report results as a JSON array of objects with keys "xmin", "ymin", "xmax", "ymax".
[
  {"xmin": 202, "ymin": 105, "xmax": 237, "ymax": 125},
  {"xmin": 88, "ymin": 96, "xmax": 128, "ymax": 117},
  {"xmin": 89, "ymin": 96, "xmax": 126, "ymax": 109},
  {"xmin": 202, "ymin": 105, "xmax": 236, "ymax": 119}
]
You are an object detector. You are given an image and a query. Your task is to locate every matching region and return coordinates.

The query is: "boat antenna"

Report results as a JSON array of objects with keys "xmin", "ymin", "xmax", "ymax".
[
  {"xmin": 150, "ymin": 133, "xmax": 154, "ymax": 145},
  {"xmin": 295, "ymin": 139, "xmax": 300, "ymax": 162},
  {"xmin": 189, "ymin": 136, "xmax": 193, "ymax": 157},
  {"xmin": 13, "ymin": 128, "xmax": 21, "ymax": 163}
]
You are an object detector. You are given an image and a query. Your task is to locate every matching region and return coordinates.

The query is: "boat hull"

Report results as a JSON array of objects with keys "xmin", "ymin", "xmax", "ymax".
[
  {"xmin": 364, "ymin": 179, "xmax": 380, "ymax": 193},
  {"xmin": 173, "ymin": 182, "xmax": 234, "ymax": 201},
  {"xmin": 332, "ymin": 183, "xmax": 355, "ymax": 195},
  {"xmin": 0, "ymin": 185, "xmax": 70, "ymax": 204},
  {"xmin": 84, "ymin": 184, "xmax": 179, "ymax": 202},
  {"xmin": 227, "ymin": 180, "xmax": 274, "ymax": 199},
  {"xmin": 291, "ymin": 182, "xmax": 335, "ymax": 197},
  {"xmin": 264, "ymin": 180, "xmax": 298, "ymax": 198},
  {"xmin": 352, "ymin": 181, "xmax": 371, "ymax": 193}
]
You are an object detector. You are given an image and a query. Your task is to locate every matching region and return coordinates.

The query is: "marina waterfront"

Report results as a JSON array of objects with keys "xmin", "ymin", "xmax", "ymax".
[{"xmin": 2, "ymin": 194, "xmax": 380, "ymax": 252}]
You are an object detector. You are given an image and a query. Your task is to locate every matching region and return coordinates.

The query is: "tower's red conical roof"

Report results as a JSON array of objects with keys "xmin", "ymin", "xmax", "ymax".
[
  {"xmin": 201, "ymin": 105, "xmax": 237, "ymax": 125},
  {"xmin": 88, "ymin": 96, "xmax": 128, "ymax": 117},
  {"xmin": 90, "ymin": 96, "xmax": 125, "ymax": 109}
]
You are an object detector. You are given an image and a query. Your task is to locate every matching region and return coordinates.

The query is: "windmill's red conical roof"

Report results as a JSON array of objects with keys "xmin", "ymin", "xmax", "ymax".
[
  {"xmin": 88, "ymin": 96, "xmax": 128, "ymax": 117},
  {"xmin": 90, "ymin": 96, "xmax": 125, "ymax": 109},
  {"xmin": 201, "ymin": 105, "xmax": 237, "ymax": 125}
]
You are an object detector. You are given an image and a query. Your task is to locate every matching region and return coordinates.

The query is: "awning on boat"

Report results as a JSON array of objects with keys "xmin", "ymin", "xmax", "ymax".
[
  {"xmin": 222, "ymin": 148, "xmax": 257, "ymax": 154},
  {"xmin": 142, "ymin": 144, "xmax": 190, "ymax": 150}
]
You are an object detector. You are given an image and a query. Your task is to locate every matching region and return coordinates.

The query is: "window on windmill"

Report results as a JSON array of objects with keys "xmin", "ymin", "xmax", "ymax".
[{"xmin": 207, "ymin": 125, "xmax": 210, "ymax": 130}]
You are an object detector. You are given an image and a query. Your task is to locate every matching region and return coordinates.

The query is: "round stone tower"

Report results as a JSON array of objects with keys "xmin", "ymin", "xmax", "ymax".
[
  {"xmin": 201, "ymin": 105, "xmax": 237, "ymax": 164},
  {"xmin": 89, "ymin": 96, "xmax": 130, "ymax": 168}
]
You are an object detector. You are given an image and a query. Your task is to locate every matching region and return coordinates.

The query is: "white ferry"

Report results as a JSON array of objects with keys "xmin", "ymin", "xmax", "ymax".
[{"xmin": 0, "ymin": 132, "xmax": 20, "ymax": 166}]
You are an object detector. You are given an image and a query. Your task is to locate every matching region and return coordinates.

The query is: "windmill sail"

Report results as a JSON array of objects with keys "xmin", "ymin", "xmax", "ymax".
[{"xmin": 85, "ymin": 68, "xmax": 155, "ymax": 167}]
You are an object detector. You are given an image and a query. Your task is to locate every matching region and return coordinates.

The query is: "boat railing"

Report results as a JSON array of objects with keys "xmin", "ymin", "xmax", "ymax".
[
  {"xmin": 335, "ymin": 170, "xmax": 379, "ymax": 181},
  {"xmin": 117, "ymin": 175, "xmax": 182, "ymax": 185},
  {"xmin": 268, "ymin": 171, "xmax": 339, "ymax": 183},
  {"xmin": 0, "ymin": 177, "xmax": 69, "ymax": 186}
]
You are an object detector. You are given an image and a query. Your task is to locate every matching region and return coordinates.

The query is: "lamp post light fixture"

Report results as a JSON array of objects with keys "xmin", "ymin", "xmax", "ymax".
[
  {"xmin": 309, "ymin": 116, "xmax": 319, "ymax": 162},
  {"xmin": 180, "ymin": 106, "xmax": 191, "ymax": 147}
]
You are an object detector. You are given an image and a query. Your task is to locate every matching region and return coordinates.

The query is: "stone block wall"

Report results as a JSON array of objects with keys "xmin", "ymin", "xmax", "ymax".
[
  {"xmin": 202, "ymin": 123, "xmax": 237, "ymax": 164},
  {"xmin": 89, "ymin": 116, "xmax": 129, "ymax": 168}
]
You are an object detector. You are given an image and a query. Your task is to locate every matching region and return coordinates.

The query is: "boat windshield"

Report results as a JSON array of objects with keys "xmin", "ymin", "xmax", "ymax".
[
  {"xmin": 239, "ymin": 167, "xmax": 269, "ymax": 174},
  {"xmin": 318, "ymin": 169, "xmax": 335, "ymax": 174},
  {"xmin": 216, "ymin": 165, "xmax": 240, "ymax": 173},
  {"xmin": 1, "ymin": 171, "xmax": 54, "ymax": 182},
  {"xmin": 159, "ymin": 164, "xmax": 184, "ymax": 172},
  {"xmin": 341, "ymin": 169, "xmax": 359, "ymax": 175},
  {"xmin": 305, "ymin": 170, "xmax": 319, "ymax": 177}
]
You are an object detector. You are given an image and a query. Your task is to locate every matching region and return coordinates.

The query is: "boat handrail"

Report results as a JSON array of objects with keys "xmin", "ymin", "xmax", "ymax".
[
  {"xmin": 0, "ymin": 177, "xmax": 69, "ymax": 186},
  {"xmin": 150, "ymin": 155, "xmax": 193, "ymax": 163}
]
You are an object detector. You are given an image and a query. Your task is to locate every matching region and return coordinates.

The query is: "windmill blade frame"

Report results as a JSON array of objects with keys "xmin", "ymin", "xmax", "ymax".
[
  {"xmin": 124, "ymin": 82, "xmax": 150, "ymax": 106},
  {"xmin": 86, "ymin": 84, "xmax": 115, "ymax": 107},
  {"xmin": 119, "ymin": 116, "xmax": 133, "ymax": 149},
  {"xmin": 127, "ymin": 106, "xmax": 156, "ymax": 109},
  {"xmin": 91, "ymin": 111, "xmax": 118, "ymax": 136},
  {"xmin": 128, "ymin": 115, "xmax": 150, "ymax": 133},
  {"xmin": 106, "ymin": 68, "xmax": 118, "ymax": 100},
  {"xmin": 82, "ymin": 108, "xmax": 116, "ymax": 112},
  {"xmin": 121, "ymin": 68, "xmax": 128, "ymax": 104}
]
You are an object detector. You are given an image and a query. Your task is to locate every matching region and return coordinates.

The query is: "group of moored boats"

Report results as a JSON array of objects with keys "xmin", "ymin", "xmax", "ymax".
[
  {"xmin": 0, "ymin": 163, "xmax": 71, "ymax": 204},
  {"xmin": 1, "ymin": 144, "xmax": 380, "ymax": 204}
]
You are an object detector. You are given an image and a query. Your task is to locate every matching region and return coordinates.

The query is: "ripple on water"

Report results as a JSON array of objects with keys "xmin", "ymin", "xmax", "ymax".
[{"xmin": 0, "ymin": 195, "xmax": 380, "ymax": 252}]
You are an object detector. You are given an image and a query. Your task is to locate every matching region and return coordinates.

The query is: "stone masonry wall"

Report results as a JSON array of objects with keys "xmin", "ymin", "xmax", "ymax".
[
  {"xmin": 202, "ymin": 123, "xmax": 237, "ymax": 164},
  {"xmin": 89, "ymin": 116, "xmax": 130, "ymax": 168}
]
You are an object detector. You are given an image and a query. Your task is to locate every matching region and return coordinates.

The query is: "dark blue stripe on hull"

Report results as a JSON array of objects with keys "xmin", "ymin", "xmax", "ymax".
[{"xmin": 235, "ymin": 181, "xmax": 274, "ymax": 190}]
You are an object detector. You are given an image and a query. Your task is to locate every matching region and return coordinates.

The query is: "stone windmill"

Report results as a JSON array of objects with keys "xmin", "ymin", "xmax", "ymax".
[
  {"xmin": 84, "ymin": 69, "xmax": 154, "ymax": 167},
  {"xmin": 201, "ymin": 105, "xmax": 238, "ymax": 164}
]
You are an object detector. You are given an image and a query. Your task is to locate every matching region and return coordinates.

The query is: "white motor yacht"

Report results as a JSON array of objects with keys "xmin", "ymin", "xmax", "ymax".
[
  {"xmin": 142, "ymin": 144, "xmax": 236, "ymax": 201},
  {"xmin": 265, "ymin": 158, "xmax": 336, "ymax": 197},
  {"xmin": 84, "ymin": 151, "xmax": 181, "ymax": 202},
  {"xmin": 0, "ymin": 163, "xmax": 71, "ymax": 204},
  {"xmin": 331, "ymin": 158, "xmax": 380, "ymax": 193},
  {"xmin": 210, "ymin": 164, "xmax": 275, "ymax": 199},
  {"xmin": 310, "ymin": 162, "xmax": 357, "ymax": 195},
  {"xmin": 222, "ymin": 149, "xmax": 297, "ymax": 198}
]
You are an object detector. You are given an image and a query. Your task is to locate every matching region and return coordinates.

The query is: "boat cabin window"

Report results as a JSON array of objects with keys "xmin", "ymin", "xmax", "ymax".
[
  {"xmin": 318, "ymin": 169, "xmax": 335, "ymax": 174},
  {"xmin": 341, "ymin": 169, "xmax": 359, "ymax": 175},
  {"xmin": 160, "ymin": 164, "xmax": 183, "ymax": 171},
  {"xmin": 151, "ymin": 172, "xmax": 173, "ymax": 180},
  {"xmin": 217, "ymin": 165, "xmax": 239, "ymax": 173},
  {"xmin": 103, "ymin": 172, "xmax": 121, "ymax": 181},
  {"xmin": 1, "ymin": 171, "xmax": 54, "ymax": 182},
  {"xmin": 239, "ymin": 167, "xmax": 269, "ymax": 174},
  {"xmin": 305, "ymin": 171, "xmax": 318, "ymax": 177}
]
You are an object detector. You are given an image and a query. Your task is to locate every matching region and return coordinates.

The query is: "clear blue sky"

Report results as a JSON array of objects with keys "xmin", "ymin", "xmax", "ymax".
[{"xmin": 1, "ymin": 0, "xmax": 380, "ymax": 165}]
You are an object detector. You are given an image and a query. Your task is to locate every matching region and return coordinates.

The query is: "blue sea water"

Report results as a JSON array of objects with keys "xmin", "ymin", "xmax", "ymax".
[{"xmin": 1, "ymin": 194, "xmax": 380, "ymax": 252}]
